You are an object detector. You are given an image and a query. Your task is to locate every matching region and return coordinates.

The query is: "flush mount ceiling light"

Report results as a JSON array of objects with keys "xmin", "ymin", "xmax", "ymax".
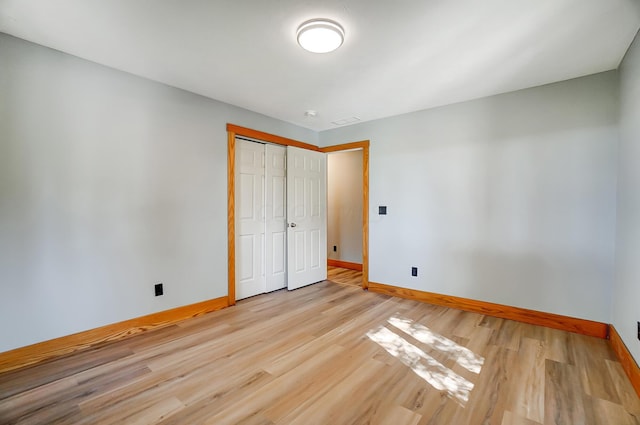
[{"xmin": 297, "ymin": 19, "xmax": 344, "ymax": 53}]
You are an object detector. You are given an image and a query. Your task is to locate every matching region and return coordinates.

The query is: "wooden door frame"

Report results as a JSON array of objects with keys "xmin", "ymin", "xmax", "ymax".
[
  {"xmin": 227, "ymin": 123, "xmax": 370, "ymax": 305},
  {"xmin": 320, "ymin": 142, "xmax": 370, "ymax": 290}
]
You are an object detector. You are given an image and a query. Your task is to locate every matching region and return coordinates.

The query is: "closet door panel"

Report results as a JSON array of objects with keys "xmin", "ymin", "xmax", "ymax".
[
  {"xmin": 236, "ymin": 140, "xmax": 266, "ymax": 300},
  {"xmin": 266, "ymin": 144, "xmax": 287, "ymax": 292},
  {"xmin": 287, "ymin": 146, "xmax": 327, "ymax": 290}
]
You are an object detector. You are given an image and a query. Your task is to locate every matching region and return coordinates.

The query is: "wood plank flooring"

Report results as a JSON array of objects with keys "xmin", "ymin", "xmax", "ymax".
[
  {"xmin": 328, "ymin": 266, "xmax": 363, "ymax": 287},
  {"xmin": 1, "ymin": 269, "xmax": 638, "ymax": 424}
]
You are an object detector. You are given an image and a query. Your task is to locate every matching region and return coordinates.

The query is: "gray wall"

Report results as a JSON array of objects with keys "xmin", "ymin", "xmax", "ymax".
[
  {"xmin": 320, "ymin": 72, "xmax": 619, "ymax": 323},
  {"xmin": 327, "ymin": 150, "xmax": 363, "ymax": 263},
  {"xmin": 614, "ymin": 31, "xmax": 640, "ymax": 364},
  {"xmin": 0, "ymin": 34, "xmax": 316, "ymax": 352}
]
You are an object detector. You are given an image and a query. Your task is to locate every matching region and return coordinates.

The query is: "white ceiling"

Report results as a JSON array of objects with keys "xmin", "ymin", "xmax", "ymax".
[{"xmin": 1, "ymin": 0, "xmax": 639, "ymax": 131}]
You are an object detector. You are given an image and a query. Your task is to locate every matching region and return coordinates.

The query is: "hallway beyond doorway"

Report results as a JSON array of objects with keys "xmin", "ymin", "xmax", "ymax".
[{"xmin": 327, "ymin": 266, "xmax": 362, "ymax": 287}]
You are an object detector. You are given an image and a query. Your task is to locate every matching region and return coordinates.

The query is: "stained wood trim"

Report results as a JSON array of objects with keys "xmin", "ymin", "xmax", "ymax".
[
  {"xmin": 226, "ymin": 124, "xmax": 320, "ymax": 151},
  {"xmin": 368, "ymin": 281, "xmax": 609, "ymax": 339},
  {"xmin": 320, "ymin": 140, "xmax": 370, "ymax": 153},
  {"xmin": 321, "ymin": 140, "xmax": 370, "ymax": 289},
  {"xmin": 362, "ymin": 144, "xmax": 369, "ymax": 290},
  {"xmin": 327, "ymin": 259, "xmax": 363, "ymax": 271},
  {"xmin": 0, "ymin": 296, "xmax": 229, "ymax": 374},
  {"xmin": 227, "ymin": 131, "xmax": 236, "ymax": 306},
  {"xmin": 609, "ymin": 324, "xmax": 640, "ymax": 397}
]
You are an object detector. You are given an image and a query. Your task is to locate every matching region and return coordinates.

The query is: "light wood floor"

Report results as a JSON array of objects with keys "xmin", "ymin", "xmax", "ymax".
[
  {"xmin": 1, "ymin": 269, "xmax": 639, "ymax": 425},
  {"xmin": 328, "ymin": 265, "xmax": 363, "ymax": 287}
]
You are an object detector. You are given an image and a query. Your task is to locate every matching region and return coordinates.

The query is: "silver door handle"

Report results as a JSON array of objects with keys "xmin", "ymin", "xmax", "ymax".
[{"xmin": 289, "ymin": 223, "xmax": 297, "ymax": 228}]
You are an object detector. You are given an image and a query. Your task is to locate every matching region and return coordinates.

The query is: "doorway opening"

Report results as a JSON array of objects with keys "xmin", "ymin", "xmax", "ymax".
[
  {"xmin": 326, "ymin": 149, "xmax": 363, "ymax": 286},
  {"xmin": 320, "ymin": 141, "xmax": 369, "ymax": 289}
]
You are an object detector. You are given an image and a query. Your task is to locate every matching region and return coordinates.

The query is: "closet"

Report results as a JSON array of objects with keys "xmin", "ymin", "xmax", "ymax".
[{"xmin": 235, "ymin": 138, "xmax": 327, "ymax": 300}]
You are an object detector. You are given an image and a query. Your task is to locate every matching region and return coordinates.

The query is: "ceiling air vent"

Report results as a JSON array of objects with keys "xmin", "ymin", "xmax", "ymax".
[{"xmin": 331, "ymin": 117, "xmax": 360, "ymax": 126}]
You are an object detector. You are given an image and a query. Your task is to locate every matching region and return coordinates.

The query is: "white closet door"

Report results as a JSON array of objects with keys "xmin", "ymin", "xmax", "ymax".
[
  {"xmin": 236, "ymin": 139, "xmax": 266, "ymax": 300},
  {"xmin": 265, "ymin": 144, "xmax": 287, "ymax": 292},
  {"xmin": 287, "ymin": 146, "xmax": 327, "ymax": 290}
]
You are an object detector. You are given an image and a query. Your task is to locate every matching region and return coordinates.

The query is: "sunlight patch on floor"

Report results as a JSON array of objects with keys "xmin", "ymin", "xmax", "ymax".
[
  {"xmin": 367, "ymin": 326, "xmax": 474, "ymax": 405},
  {"xmin": 366, "ymin": 314, "xmax": 485, "ymax": 406},
  {"xmin": 387, "ymin": 315, "xmax": 484, "ymax": 374}
]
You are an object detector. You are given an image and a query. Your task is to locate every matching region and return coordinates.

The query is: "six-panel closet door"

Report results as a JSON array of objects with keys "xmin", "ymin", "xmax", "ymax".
[
  {"xmin": 235, "ymin": 139, "xmax": 326, "ymax": 300},
  {"xmin": 235, "ymin": 140, "xmax": 287, "ymax": 300},
  {"xmin": 286, "ymin": 146, "xmax": 327, "ymax": 290}
]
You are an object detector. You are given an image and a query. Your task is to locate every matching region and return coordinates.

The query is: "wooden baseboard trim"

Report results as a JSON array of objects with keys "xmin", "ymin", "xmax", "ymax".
[
  {"xmin": 327, "ymin": 259, "xmax": 363, "ymax": 271},
  {"xmin": 0, "ymin": 296, "xmax": 229, "ymax": 374},
  {"xmin": 368, "ymin": 281, "xmax": 609, "ymax": 339},
  {"xmin": 609, "ymin": 325, "xmax": 640, "ymax": 397}
]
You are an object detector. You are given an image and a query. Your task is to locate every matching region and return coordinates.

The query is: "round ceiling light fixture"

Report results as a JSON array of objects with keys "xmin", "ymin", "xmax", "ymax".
[{"xmin": 296, "ymin": 19, "xmax": 344, "ymax": 53}]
